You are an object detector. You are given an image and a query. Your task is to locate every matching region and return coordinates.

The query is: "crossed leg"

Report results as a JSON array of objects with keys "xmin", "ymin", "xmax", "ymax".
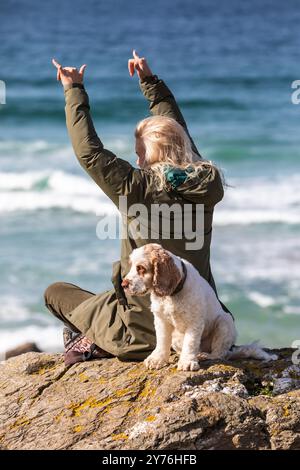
[{"xmin": 44, "ymin": 281, "xmax": 95, "ymax": 332}]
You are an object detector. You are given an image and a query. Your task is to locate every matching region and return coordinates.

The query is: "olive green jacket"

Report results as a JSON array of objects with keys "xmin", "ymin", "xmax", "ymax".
[{"xmin": 62, "ymin": 76, "xmax": 231, "ymax": 360}]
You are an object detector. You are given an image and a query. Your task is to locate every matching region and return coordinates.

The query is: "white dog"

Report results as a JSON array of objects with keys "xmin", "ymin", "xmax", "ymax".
[{"xmin": 121, "ymin": 243, "xmax": 278, "ymax": 371}]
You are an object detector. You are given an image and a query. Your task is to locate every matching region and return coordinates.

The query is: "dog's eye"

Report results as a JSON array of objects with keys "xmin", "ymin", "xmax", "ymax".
[{"xmin": 136, "ymin": 265, "xmax": 146, "ymax": 276}]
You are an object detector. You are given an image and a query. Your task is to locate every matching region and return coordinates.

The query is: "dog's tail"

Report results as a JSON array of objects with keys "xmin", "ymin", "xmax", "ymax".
[{"xmin": 226, "ymin": 341, "xmax": 278, "ymax": 361}]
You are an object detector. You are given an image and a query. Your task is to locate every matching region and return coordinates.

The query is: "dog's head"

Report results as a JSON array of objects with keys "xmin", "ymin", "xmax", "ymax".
[{"xmin": 121, "ymin": 243, "xmax": 182, "ymax": 297}]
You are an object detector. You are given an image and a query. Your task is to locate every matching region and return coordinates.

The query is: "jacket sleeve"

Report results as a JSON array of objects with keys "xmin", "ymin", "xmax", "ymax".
[
  {"xmin": 139, "ymin": 76, "xmax": 202, "ymax": 159},
  {"xmin": 64, "ymin": 85, "xmax": 145, "ymax": 207}
]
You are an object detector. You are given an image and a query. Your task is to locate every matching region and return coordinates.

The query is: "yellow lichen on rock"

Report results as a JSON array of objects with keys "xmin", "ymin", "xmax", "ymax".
[
  {"xmin": 111, "ymin": 433, "xmax": 129, "ymax": 440},
  {"xmin": 73, "ymin": 425, "xmax": 83, "ymax": 433},
  {"xmin": 1, "ymin": 349, "xmax": 299, "ymax": 450},
  {"xmin": 145, "ymin": 415, "xmax": 156, "ymax": 422},
  {"xmin": 10, "ymin": 416, "xmax": 31, "ymax": 429},
  {"xmin": 78, "ymin": 373, "xmax": 89, "ymax": 383},
  {"xmin": 115, "ymin": 386, "xmax": 136, "ymax": 397},
  {"xmin": 68, "ymin": 397, "xmax": 113, "ymax": 417},
  {"xmin": 138, "ymin": 380, "xmax": 157, "ymax": 399}
]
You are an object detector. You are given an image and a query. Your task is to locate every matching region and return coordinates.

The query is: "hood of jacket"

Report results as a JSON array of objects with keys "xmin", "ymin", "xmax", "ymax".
[{"xmin": 163, "ymin": 164, "xmax": 224, "ymax": 206}]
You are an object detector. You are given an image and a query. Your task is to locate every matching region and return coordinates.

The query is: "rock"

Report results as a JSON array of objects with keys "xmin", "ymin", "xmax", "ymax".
[
  {"xmin": 5, "ymin": 342, "xmax": 42, "ymax": 360},
  {"xmin": 0, "ymin": 348, "xmax": 299, "ymax": 450},
  {"xmin": 273, "ymin": 365, "xmax": 300, "ymax": 395}
]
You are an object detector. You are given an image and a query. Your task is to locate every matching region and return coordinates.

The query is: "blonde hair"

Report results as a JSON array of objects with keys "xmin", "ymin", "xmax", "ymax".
[{"xmin": 135, "ymin": 115, "xmax": 220, "ymax": 191}]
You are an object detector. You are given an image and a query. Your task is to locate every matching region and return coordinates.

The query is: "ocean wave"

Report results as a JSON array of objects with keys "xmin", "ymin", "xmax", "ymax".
[
  {"xmin": 0, "ymin": 297, "xmax": 63, "ymax": 355},
  {"xmin": 0, "ymin": 170, "xmax": 99, "ymax": 193},
  {"xmin": 248, "ymin": 291, "xmax": 276, "ymax": 308},
  {"xmin": 216, "ymin": 173, "xmax": 300, "ymax": 225},
  {"xmin": 0, "ymin": 137, "xmax": 132, "ymax": 156},
  {"xmin": 0, "ymin": 97, "xmax": 142, "ymax": 123},
  {"xmin": 0, "ymin": 96, "xmax": 248, "ymax": 123},
  {"xmin": 0, "ymin": 324, "xmax": 62, "ymax": 356},
  {"xmin": 0, "ymin": 190, "xmax": 118, "ymax": 215},
  {"xmin": 0, "ymin": 170, "xmax": 118, "ymax": 214},
  {"xmin": 0, "ymin": 139, "xmax": 134, "ymax": 175},
  {"xmin": 0, "ymin": 140, "xmax": 74, "ymax": 172},
  {"xmin": 0, "ymin": 139, "xmax": 52, "ymax": 153},
  {"xmin": 0, "ymin": 170, "xmax": 300, "ymax": 224},
  {"xmin": 283, "ymin": 305, "xmax": 300, "ymax": 315},
  {"xmin": 224, "ymin": 174, "xmax": 300, "ymax": 208},
  {"xmin": 214, "ymin": 209, "xmax": 300, "ymax": 225},
  {"xmin": 0, "ymin": 297, "xmax": 35, "ymax": 322}
]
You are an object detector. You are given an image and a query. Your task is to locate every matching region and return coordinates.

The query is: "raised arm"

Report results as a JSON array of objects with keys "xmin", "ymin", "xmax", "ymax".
[
  {"xmin": 52, "ymin": 59, "xmax": 145, "ymax": 207},
  {"xmin": 128, "ymin": 50, "xmax": 202, "ymax": 159}
]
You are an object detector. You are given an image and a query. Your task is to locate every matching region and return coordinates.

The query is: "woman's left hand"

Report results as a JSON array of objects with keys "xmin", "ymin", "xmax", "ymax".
[
  {"xmin": 128, "ymin": 50, "xmax": 153, "ymax": 80},
  {"xmin": 52, "ymin": 59, "xmax": 87, "ymax": 88}
]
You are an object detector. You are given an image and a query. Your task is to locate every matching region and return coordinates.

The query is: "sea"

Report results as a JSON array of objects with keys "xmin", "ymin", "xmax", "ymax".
[{"xmin": 0, "ymin": 0, "xmax": 300, "ymax": 354}]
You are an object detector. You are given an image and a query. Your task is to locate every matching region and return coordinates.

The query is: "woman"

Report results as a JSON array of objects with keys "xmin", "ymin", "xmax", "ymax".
[{"xmin": 45, "ymin": 51, "xmax": 232, "ymax": 364}]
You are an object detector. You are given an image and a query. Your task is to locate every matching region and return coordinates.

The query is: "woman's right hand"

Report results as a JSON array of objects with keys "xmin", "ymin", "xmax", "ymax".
[
  {"xmin": 52, "ymin": 58, "xmax": 86, "ymax": 88},
  {"xmin": 128, "ymin": 50, "xmax": 153, "ymax": 80}
]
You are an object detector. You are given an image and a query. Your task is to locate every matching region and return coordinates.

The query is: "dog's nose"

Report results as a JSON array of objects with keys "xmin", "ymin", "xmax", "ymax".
[{"xmin": 121, "ymin": 278, "xmax": 130, "ymax": 288}]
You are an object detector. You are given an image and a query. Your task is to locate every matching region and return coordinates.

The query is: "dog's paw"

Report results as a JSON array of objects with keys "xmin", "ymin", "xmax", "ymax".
[
  {"xmin": 144, "ymin": 354, "xmax": 168, "ymax": 370},
  {"xmin": 177, "ymin": 358, "xmax": 200, "ymax": 371},
  {"xmin": 197, "ymin": 352, "xmax": 210, "ymax": 361}
]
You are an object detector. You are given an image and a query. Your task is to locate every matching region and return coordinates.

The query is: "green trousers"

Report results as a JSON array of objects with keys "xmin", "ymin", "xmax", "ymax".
[
  {"xmin": 44, "ymin": 282, "xmax": 96, "ymax": 334},
  {"xmin": 44, "ymin": 276, "xmax": 157, "ymax": 361}
]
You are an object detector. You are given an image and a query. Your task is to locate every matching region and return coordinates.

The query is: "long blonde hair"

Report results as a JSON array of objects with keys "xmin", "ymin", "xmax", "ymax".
[{"xmin": 135, "ymin": 115, "xmax": 220, "ymax": 191}]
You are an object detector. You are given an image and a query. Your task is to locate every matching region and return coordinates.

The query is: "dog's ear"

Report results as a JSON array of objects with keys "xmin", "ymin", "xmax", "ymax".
[{"xmin": 150, "ymin": 248, "xmax": 181, "ymax": 297}]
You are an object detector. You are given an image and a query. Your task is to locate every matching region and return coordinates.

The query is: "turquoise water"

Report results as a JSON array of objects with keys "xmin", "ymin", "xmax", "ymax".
[{"xmin": 0, "ymin": 0, "xmax": 300, "ymax": 353}]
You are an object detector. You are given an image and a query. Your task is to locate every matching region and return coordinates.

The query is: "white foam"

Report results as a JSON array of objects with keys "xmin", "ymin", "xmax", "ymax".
[
  {"xmin": 0, "ymin": 169, "xmax": 300, "ymax": 225},
  {"xmin": 48, "ymin": 171, "xmax": 100, "ymax": 195},
  {"xmin": 0, "ymin": 139, "xmax": 52, "ymax": 153},
  {"xmin": 0, "ymin": 170, "xmax": 49, "ymax": 190},
  {"xmin": 0, "ymin": 170, "xmax": 100, "ymax": 194},
  {"xmin": 0, "ymin": 137, "xmax": 132, "ymax": 158},
  {"xmin": 0, "ymin": 297, "xmax": 35, "ymax": 322},
  {"xmin": 283, "ymin": 306, "xmax": 300, "ymax": 315},
  {"xmin": 248, "ymin": 291, "xmax": 276, "ymax": 308},
  {"xmin": 0, "ymin": 324, "xmax": 63, "ymax": 355},
  {"xmin": 0, "ymin": 296, "xmax": 63, "ymax": 355},
  {"xmin": 0, "ymin": 191, "xmax": 118, "ymax": 215},
  {"xmin": 215, "ymin": 173, "xmax": 300, "ymax": 225},
  {"xmin": 214, "ymin": 209, "xmax": 300, "ymax": 225},
  {"xmin": 0, "ymin": 170, "xmax": 119, "ymax": 215},
  {"xmin": 223, "ymin": 174, "xmax": 300, "ymax": 208}
]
